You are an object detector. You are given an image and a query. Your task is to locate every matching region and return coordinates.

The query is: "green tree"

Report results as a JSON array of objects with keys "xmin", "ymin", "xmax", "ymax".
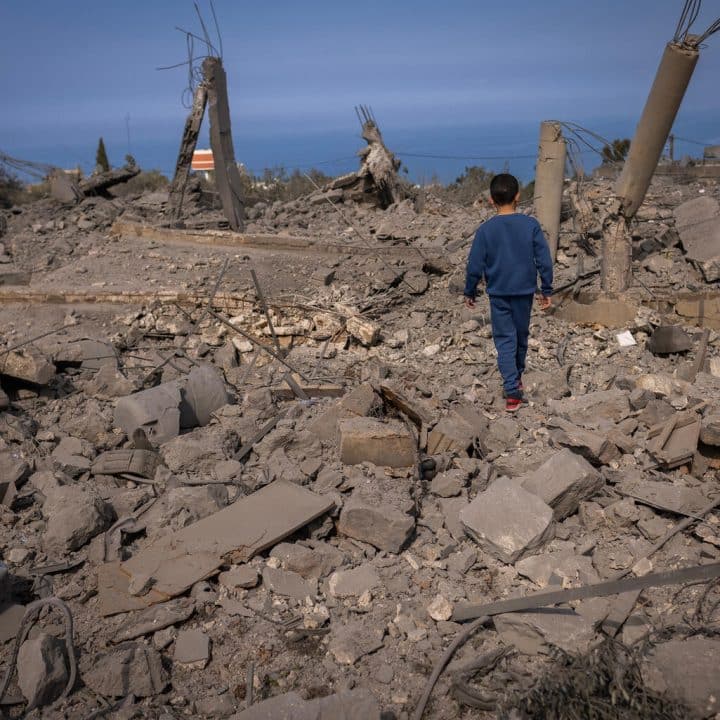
[
  {"xmin": 95, "ymin": 137, "xmax": 110, "ymax": 172},
  {"xmin": 601, "ymin": 138, "xmax": 631, "ymax": 164}
]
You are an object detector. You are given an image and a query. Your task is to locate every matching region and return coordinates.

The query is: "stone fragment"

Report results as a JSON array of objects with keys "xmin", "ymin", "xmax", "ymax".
[
  {"xmin": 460, "ymin": 477, "xmax": 554, "ymax": 563},
  {"xmin": 427, "ymin": 595, "xmax": 453, "ymax": 622},
  {"xmin": 218, "ymin": 565, "xmax": 259, "ymax": 589},
  {"xmin": 520, "ymin": 449, "xmax": 604, "ymax": 519},
  {"xmin": 270, "ymin": 541, "xmax": 344, "ymax": 579},
  {"xmin": 329, "ymin": 620, "xmax": 384, "ymax": 665},
  {"xmin": 430, "ymin": 469, "xmax": 465, "ymax": 497},
  {"xmin": 428, "ymin": 406, "xmax": 488, "ymax": 455},
  {"xmin": 643, "ymin": 636, "xmax": 720, "ymax": 718},
  {"xmin": 522, "ymin": 370, "xmax": 571, "ymax": 402},
  {"xmin": 43, "ymin": 485, "xmax": 113, "ymax": 553},
  {"xmin": 180, "ymin": 364, "xmax": 229, "ymax": 427},
  {"xmin": 338, "ymin": 495, "xmax": 414, "ymax": 554},
  {"xmin": 54, "ymin": 338, "xmax": 117, "ymax": 370},
  {"xmin": 547, "ymin": 419, "xmax": 620, "ymax": 466},
  {"xmin": 17, "ymin": 632, "xmax": 68, "ymax": 709},
  {"xmin": 328, "ymin": 564, "xmax": 381, "ymax": 598},
  {"xmin": 700, "ymin": 414, "xmax": 720, "ymax": 446},
  {"xmin": 338, "ymin": 417, "xmax": 415, "ymax": 467},
  {"xmin": 0, "ymin": 347, "xmax": 55, "ymax": 384},
  {"xmin": 85, "ymin": 363, "xmax": 135, "ymax": 398},
  {"xmin": 548, "ymin": 389, "xmax": 630, "ymax": 428},
  {"xmin": 195, "ymin": 693, "xmax": 236, "ymax": 718},
  {"xmin": 50, "ymin": 436, "xmax": 92, "ymax": 477},
  {"xmin": 174, "ymin": 629, "xmax": 211, "ymax": 667},
  {"xmin": 114, "ymin": 381, "xmax": 182, "ymax": 444},
  {"xmin": 0, "ymin": 449, "xmax": 29, "ymax": 486},
  {"xmin": 494, "ymin": 607, "xmax": 597, "ymax": 655},
  {"xmin": 262, "ymin": 567, "xmax": 317, "ymax": 600},
  {"xmin": 346, "ymin": 316, "xmax": 380, "ymax": 346},
  {"xmin": 115, "ymin": 598, "xmax": 195, "ymax": 642},
  {"xmin": 647, "ymin": 325, "xmax": 692, "ymax": 355},
  {"xmin": 447, "ymin": 548, "xmax": 477, "ymax": 574},
  {"xmin": 515, "ymin": 551, "xmax": 599, "ymax": 588},
  {"xmin": 83, "ymin": 643, "xmax": 167, "ymax": 697}
]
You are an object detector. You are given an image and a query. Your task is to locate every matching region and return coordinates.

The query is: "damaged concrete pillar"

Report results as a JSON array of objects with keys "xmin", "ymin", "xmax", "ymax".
[
  {"xmin": 168, "ymin": 81, "xmax": 208, "ymax": 224},
  {"xmin": 203, "ymin": 57, "xmax": 245, "ymax": 231},
  {"xmin": 533, "ymin": 121, "xmax": 566, "ymax": 260},
  {"xmin": 601, "ymin": 216, "xmax": 633, "ymax": 295},
  {"xmin": 615, "ymin": 43, "xmax": 699, "ymax": 218}
]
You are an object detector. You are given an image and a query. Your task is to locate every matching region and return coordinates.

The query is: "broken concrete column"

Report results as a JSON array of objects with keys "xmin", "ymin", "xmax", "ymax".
[
  {"xmin": 180, "ymin": 364, "xmax": 228, "ymax": 427},
  {"xmin": 520, "ymin": 449, "xmax": 604, "ymax": 519},
  {"xmin": 534, "ymin": 120, "xmax": 566, "ymax": 259},
  {"xmin": 616, "ymin": 42, "xmax": 700, "ymax": 219},
  {"xmin": 17, "ymin": 632, "xmax": 69, "ymax": 709},
  {"xmin": 603, "ymin": 41, "xmax": 700, "ymax": 294},
  {"xmin": 337, "ymin": 475, "xmax": 415, "ymax": 553},
  {"xmin": 42, "ymin": 485, "xmax": 113, "ymax": 553},
  {"xmin": 203, "ymin": 57, "xmax": 244, "ymax": 231}
]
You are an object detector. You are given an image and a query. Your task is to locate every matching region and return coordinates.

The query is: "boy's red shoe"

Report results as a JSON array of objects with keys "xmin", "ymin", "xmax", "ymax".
[{"xmin": 506, "ymin": 397, "xmax": 523, "ymax": 413}]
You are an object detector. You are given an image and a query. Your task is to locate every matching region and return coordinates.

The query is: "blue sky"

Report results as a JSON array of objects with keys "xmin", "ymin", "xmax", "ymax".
[{"xmin": 1, "ymin": 0, "xmax": 719, "ymax": 180}]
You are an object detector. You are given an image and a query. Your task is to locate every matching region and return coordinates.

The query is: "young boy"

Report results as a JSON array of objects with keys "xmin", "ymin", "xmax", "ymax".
[{"xmin": 463, "ymin": 173, "xmax": 553, "ymax": 412}]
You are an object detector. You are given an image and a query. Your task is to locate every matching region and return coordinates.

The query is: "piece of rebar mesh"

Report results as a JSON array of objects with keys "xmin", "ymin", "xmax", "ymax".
[{"xmin": 497, "ymin": 638, "xmax": 690, "ymax": 720}]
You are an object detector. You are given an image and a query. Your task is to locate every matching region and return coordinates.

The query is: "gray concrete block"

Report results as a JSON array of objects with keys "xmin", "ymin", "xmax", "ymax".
[
  {"xmin": 521, "ymin": 449, "xmax": 605, "ymax": 519},
  {"xmin": 460, "ymin": 477, "xmax": 554, "ymax": 563}
]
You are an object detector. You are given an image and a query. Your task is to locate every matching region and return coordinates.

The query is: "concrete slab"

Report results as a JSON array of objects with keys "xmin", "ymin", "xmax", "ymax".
[
  {"xmin": 98, "ymin": 481, "xmax": 333, "ymax": 613},
  {"xmin": 520, "ymin": 448, "xmax": 605, "ymax": 520}
]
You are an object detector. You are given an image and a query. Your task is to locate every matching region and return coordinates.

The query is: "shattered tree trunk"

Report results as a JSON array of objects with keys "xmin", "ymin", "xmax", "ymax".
[
  {"xmin": 534, "ymin": 121, "xmax": 566, "ymax": 260},
  {"xmin": 203, "ymin": 57, "xmax": 244, "ymax": 231},
  {"xmin": 602, "ymin": 42, "xmax": 700, "ymax": 294},
  {"xmin": 168, "ymin": 81, "xmax": 208, "ymax": 224},
  {"xmin": 357, "ymin": 121, "xmax": 403, "ymax": 209}
]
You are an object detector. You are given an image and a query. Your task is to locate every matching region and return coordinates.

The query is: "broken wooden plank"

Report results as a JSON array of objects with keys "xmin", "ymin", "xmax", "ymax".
[
  {"xmin": 96, "ymin": 481, "xmax": 334, "ymax": 614},
  {"xmin": 168, "ymin": 81, "xmax": 208, "ymax": 222}
]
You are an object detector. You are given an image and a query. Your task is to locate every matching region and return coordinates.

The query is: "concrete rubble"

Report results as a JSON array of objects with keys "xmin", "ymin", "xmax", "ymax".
[{"xmin": 1, "ymin": 169, "xmax": 720, "ymax": 718}]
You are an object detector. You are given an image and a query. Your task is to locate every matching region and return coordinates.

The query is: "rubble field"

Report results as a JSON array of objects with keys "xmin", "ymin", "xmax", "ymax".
[{"xmin": 2, "ymin": 169, "xmax": 720, "ymax": 719}]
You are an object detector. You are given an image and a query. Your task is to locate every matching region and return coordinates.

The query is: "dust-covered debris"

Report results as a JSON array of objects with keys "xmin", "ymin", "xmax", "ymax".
[{"xmin": 1, "ymin": 166, "xmax": 720, "ymax": 719}]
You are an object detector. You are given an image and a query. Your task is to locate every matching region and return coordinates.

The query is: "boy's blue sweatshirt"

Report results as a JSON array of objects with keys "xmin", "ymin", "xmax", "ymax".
[{"xmin": 464, "ymin": 214, "xmax": 553, "ymax": 298}]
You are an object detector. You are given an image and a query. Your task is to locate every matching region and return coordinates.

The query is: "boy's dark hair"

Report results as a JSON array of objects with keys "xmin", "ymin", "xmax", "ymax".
[{"xmin": 490, "ymin": 173, "xmax": 520, "ymax": 206}]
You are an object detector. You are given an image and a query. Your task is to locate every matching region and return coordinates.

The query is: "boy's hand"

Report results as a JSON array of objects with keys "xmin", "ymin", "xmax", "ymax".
[
  {"xmin": 464, "ymin": 296, "xmax": 476, "ymax": 309},
  {"xmin": 537, "ymin": 295, "xmax": 552, "ymax": 311}
]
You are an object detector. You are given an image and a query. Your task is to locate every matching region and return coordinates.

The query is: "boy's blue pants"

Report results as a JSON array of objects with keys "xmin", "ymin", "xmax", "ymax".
[{"xmin": 489, "ymin": 294, "xmax": 534, "ymax": 397}]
